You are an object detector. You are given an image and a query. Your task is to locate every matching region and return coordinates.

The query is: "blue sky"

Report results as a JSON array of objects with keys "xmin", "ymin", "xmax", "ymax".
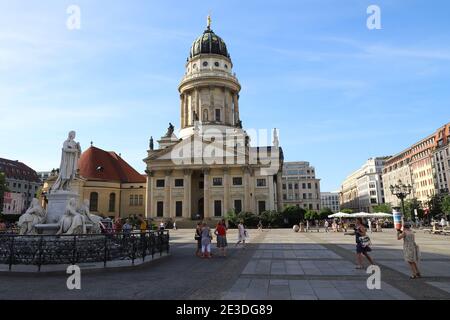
[{"xmin": 1, "ymin": 0, "xmax": 450, "ymax": 192}]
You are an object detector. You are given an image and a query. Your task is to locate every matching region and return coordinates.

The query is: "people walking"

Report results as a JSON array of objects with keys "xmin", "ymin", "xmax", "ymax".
[
  {"xmin": 397, "ymin": 222, "xmax": 421, "ymax": 279},
  {"xmin": 215, "ymin": 219, "xmax": 228, "ymax": 257},
  {"xmin": 236, "ymin": 220, "xmax": 247, "ymax": 248},
  {"xmin": 201, "ymin": 222, "xmax": 212, "ymax": 258},
  {"xmin": 257, "ymin": 220, "xmax": 263, "ymax": 232},
  {"xmin": 324, "ymin": 220, "xmax": 329, "ymax": 233},
  {"xmin": 354, "ymin": 218, "xmax": 375, "ymax": 269},
  {"xmin": 122, "ymin": 218, "xmax": 132, "ymax": 235},
  {"xmin": 195, "ymin": 222, "xmax": 202, "ymax": 257}
]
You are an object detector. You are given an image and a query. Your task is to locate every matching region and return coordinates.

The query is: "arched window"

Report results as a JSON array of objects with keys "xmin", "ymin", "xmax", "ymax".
[
  {"xmin": 109, "ymin": 193, "xmax": 116, "ymax": 212},
  {"xmin": 90, "ymin": 192, "xmax": 98, "ymax": 212},
  {"xmin": 202, "ymin": 109, "xmax": 209, "ymax": 122}
]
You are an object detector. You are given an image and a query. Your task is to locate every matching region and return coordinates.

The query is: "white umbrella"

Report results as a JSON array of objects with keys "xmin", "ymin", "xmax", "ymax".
[
  {"xmin": 328, "ymin": 212, "xmax": 352, "ymax": 218},
  {"xmin": 351, "ymin": 212, "xmax": 371, "ymax": 218},
  {"xmin": 372, "ymin": 212, "xmax": 393, "ymax": 218}
]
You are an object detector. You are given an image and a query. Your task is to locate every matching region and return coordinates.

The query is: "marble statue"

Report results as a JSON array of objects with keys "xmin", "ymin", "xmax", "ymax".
[
  {"xmin": 236, "ymin": 120, "xmax": 243, "ymax": 129},
  {"xmin": 56, "ymin": 198, "xmax": 85, "ymax": 235},
  {"xmin": 273, "ymin": 128, "xmax": 279, "ymax": 148},
  {"xmin": 149, "ymin": 136, "xmax": 154, "ymax": 150},
  {"xmin": 51, "ymin": 131, "xmax": 81, "ymax": 193},
  {"xmin": 18, "ymin": 199, "xmax": 46, "ymax": 235},
  {"xmin": 77, "ymin": 199, "xmax": 103, "ymax": 234},
  {"xmin": 165, "ymin": 123, "xmax": 175, "ymax": 137}
]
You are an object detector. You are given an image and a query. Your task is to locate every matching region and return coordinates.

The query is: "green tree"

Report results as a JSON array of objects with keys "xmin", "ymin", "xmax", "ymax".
[
  {"xmin": 281, "ymin": 205, "xmax": 305, "ymax": 226},
  {"xmin": 426, "ymin": 194, "xmax": 442, "ymax": 218},
  {"xmin": 404, "ymin": 198, "xmax": 423, "ymax": 220},
  {"xmin": 341, "ymin": 208, "xmax": 353, "ymax": 214},
  {"xmin": 441, "ymin": 195, "xmax": 450, "ymax": 218},
  {"xmin": 0, "ymin": 172, "xmax": 9, "ymax": 214},
  {"xmin": 318, "ymin": 207, "xmax": 333, "ymax": 220},
  {"xmin": 260, "ymin": 210, "xmax": 281, "ymax": 227},
  {"xmin": 304, "ymin": 209, "xmax": 317, "ymax": 221},
  {"xmin": 373, "ymin": 203, "xmax": 391, "ymax": 213}
]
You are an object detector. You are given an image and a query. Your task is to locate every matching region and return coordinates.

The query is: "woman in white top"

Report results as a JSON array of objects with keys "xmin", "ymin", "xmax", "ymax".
[{"xmin": 235, "ymin": 220, "xmax": 247, "ymax": 248}]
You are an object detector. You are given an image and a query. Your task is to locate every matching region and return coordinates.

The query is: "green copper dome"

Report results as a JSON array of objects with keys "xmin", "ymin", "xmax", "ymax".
[{"xmin": 189, "ymin": 27, "xmax": 230, "ymax": 59}]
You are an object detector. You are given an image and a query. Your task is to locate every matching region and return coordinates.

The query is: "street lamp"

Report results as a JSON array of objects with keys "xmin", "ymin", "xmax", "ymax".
[{"xmin": 390, "ymin": 179, "xmax": 413, "ymax": 219}]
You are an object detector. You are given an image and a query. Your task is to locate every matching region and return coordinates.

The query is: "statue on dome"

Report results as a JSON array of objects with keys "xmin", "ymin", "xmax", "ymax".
[
  {"xmin": 149, "ymin": 136, "xmax": 154, "ymax": 150},
  {"xmin": 165, "ymin": 123, "xmax": 175, "ymax": 137}
]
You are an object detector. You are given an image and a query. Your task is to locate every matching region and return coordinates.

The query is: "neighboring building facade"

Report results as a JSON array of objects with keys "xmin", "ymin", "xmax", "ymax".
[
  {"xmin": 143, "ymin": 19, "xmax": 283, "ymax": 221},
  {"xmin": 340, "ymin": 157, "xmax": 388, "ymax": 212},
  {"xmin": 382, "ymin": 123, "xmax": 450, "ymax": 207},
  {"xmin": 0, "ymin": 157, "xmax": 41, "ymax": 213},
  {"xmin": 44, "ymin": 146, "xmax": 146, "ymax": 218},
  {"xmin": 2, "ymin": 192, "xmax": 25, "ymax": 215},
  {"xmin": 37, "ymin": 171, "xmax": 52, "ymax": 184},
  {"xmin": 281, "ymin": 162, "xmax": 321, "ymax": 211},
  {"xmin": 320, "ymin": 192, "xmax": 340, "ymax": 213}
]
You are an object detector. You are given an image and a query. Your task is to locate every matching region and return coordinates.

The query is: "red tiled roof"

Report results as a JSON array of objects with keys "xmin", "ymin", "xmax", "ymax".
[
  {"xmin": 0, "ymin": 158, "xmax": 40, "ymax": 182},
  {"xmin": 78, "ymin": 146, "xmax": 146, "ymax": 183}
]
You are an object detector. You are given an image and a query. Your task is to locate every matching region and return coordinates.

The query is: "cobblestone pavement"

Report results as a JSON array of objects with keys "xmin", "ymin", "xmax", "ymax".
[{"xmin": 1, "ymin": 228, "xmax": 449, "ymax": 300}]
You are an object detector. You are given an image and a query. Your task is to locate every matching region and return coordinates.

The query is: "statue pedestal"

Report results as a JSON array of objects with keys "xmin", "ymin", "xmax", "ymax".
[{"xmin": 46, "ymin": 191, "xmax": 79, "ymax": 224}]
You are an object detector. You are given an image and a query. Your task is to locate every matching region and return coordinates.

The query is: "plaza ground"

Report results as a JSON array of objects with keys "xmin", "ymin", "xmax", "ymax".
[{"xmin": 1, "ymin": 228, "xmax": 450, "ymax": 300}]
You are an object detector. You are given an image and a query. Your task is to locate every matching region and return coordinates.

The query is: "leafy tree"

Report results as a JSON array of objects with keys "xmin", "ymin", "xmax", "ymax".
[
  {"xmin": 0, "ymin": 172, "xmax": 9, "ymax": 214},
  {"xmin": 373, "ymin": 203, "xmax": 391, "ymax": 213},
  {"xmin": 318, "ymin": 207, "xmax": 333, "ymax": 220},
  {"xmin": 260, "ymin": 210, "xmax": 281, "ymax": 227},
  {"xmin": 341, "ymin": 208, "xmax": 353, "ymax": 214},
  {"xmin": 281, "ymin": 206, "xmax": 305, "ymax": 225},
  {"xmin": 304, "ymin": 209, "xmax": 317, "ymax": 221},
  {"xmin": 426, "ymin": 194, "xmax": 442, "ymax": 218},
  {"xmin": 404, "ymin": 198, "xmax": 423, "ymax": 220},
  {"xmin": 441, "ymin": 195, "xmax": 450, "ymax": 218}
]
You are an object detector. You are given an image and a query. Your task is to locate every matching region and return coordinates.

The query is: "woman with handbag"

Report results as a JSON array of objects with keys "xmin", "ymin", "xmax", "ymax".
[
  {"xmin": 354, "ymin": 218, "xmax": 375, "ymax": 269},
  {"xmin": 397, "ymin": 222, "xmax": 421, "ymax": 279}
]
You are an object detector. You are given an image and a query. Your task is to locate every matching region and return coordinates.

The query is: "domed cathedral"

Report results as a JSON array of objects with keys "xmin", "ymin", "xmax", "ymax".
[{"xmin": 144, "ymin": 17, "xmax": 283, "ymax": 222}]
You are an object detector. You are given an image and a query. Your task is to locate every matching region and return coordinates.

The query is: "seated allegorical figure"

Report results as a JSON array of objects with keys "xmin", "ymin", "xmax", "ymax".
[
  {"xmin": 57, "ymin": 198, "xmax": 85, "ymax": 235},
  {"xmin": 18, "ymin": 199, "xmax": 46, "ymax": 235},
  {"xmin": 77, "ymin": 199, "xmax": 104, "ymax": 234}
]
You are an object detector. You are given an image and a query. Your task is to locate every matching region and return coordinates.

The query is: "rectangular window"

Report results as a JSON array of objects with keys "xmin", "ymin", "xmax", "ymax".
[
  {"xmin": 302, "ymin": 183, "xmax": 306, "ymax": 189},
  {"xmin": 175, "ymin": 179, "xmax": 184, "ymax": 187},
  {"xmin": 232, "ymin": 177, "xmax": 243, "ymax": 186},
  {"xmin": 283, "ymin": 194, "xmax": 287, "ymax": 200},
  {"xmin": 258, "ymin": 201, "xmax": 266, "ymax": 214},
  {"xmin": 257, "ymin": 178, "xmax": 267, "ymax": 187},
  {"xmin": 308, "ymin": 183, "xmax": 311, "ymax": 189},
  {"xmin": 139, "ymin": 195, "xmax": 143, "ymax": 206},
  {"xmin": 129, "ymin": 195, "xmax": 134, "ymax": 206},
  {"xmin": 157, "ymin": 201, "xmax": 164, "ymax": 217},
  {"xmin": 156, "ymin": 179, "xmax": 165, "ymax": 188},
  {"xmin": 176, "ymin": 201, "xmax": 183, "ymax": 217},
  {"xmin": 288, "ymin": 183, "xmax": 292, "ymax": 190},
  {"xmin": 214, "ymin": 200, "xmax": 222, "ymax": 217},
  {"xmin": 213, "ymin": 177, "xmax": 223, "ymax": 186},
  {"xmin": 234, "ymin": 199, "xmax": 242, "ymax": 213},
  {"xmin": 282, "ymin": 184, "xmax": 286, "ymax": 190},
  {"xmin": 215, "ymin": 109, "xmax": 221, "ymax": 122}
]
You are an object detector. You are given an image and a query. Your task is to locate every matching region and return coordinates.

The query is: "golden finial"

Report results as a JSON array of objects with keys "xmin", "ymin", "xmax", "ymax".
[{"xmin": 207, "ymin": 14, "xmax": 211, "ymax": 29}]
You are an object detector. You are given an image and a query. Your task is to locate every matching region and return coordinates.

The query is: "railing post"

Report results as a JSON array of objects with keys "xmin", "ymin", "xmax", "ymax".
[
  {"xmin": 37, "ymin": 236, "xmax": 44, "ymax": 272},
  {"xmin": 159, "ymin": 231, "xmax": 163, "ymax": 257},
  {"xmin": 131, "ymin": 235, "xmax": 136, "ymax": 265},
  {"xmin": 103, "ymin": 235, "xmax": 108, "ymax": 267},
  {"xmin": 72, "ymin": 236, "xmax": 77, "ymax": 265},
  {"xmin": 8, "ymin": 236, "xmax": 15, "ymax": 271}
]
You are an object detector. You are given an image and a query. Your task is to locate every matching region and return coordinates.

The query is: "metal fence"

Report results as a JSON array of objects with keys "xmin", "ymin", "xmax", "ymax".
[{"xmin": 0, "ymin": 230, "xmax": 170, "ymax": 271}]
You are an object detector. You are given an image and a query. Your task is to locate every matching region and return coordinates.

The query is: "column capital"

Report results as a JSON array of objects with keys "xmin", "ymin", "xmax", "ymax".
[
  {"xmin": 202, "ymin": 168, "xmax": 210, "ymax": 175},
  {"xmin": 183, "ymin": 169, "xmax": 193, "ymax": 176},
  {"xmin": 164, "ymin": 169, "xmax": 173, "ymax": 176},
  {"xmin": 145, "ymin": 169, "xmax": 154, "ymax": 177},
  {"xmin": 223, "ymin": 167, "xmax": 230, "ymax": 174}
]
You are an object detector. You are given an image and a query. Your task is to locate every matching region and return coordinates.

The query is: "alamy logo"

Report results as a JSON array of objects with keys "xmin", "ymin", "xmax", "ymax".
[
  {"xmin": 367, "ymin": 5, "xmax": 382, "ymax": 30},
  {"xmin": 66, "ymin": 265, "xmax": 81, "ymax": 290},
  {"xmin": 66, "ymin": 5, "xmax": 81, "ymax": 30},
  {"xmin": 366, "ymin": 265, "xmax": 381, "ymax": 290}
]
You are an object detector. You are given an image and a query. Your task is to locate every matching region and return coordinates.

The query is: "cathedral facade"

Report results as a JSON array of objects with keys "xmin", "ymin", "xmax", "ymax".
[{"xmin": 144, "ymin": 19, "xmax": 283, "ymax": 221}]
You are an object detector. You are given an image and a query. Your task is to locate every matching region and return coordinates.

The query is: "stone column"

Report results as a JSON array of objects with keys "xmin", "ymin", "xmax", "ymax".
[
  {"xmin": 145, "ymin": 169, "xmax": 154, "ymax": 218},
  {"xmin": 233, "ymin": 93, "xmax": 240, "ymax": 125},
  {"xmin": 249, "ymin": 170, "xmax": 256, "ymax": 213},
  {"xmin": 203, "ymin": 168, "xmax": 210, "ymax": 218},
  {"xmin": 276, "ymin": 173, "xmax": 283, "ymax": 212},
  {"xmin": 180, "ymin": 94, "xmax": 185, "ymax": 129},
  {"xmin": 223, "ymin": 168, "xmax": 230, "ymax": 214},
  {"xmin": 268, "ymin": 175, "xmax": 275, "ymax": 210},
  {"xmin": 243, "ymin": 167, "xmax": 250, "ymax": 212},
  {"xmin": 183, "ymin": 169, "xmax": 192, "ymax": 219},
  {"xmin": 184, "ymin": 92, "xmax": 189, "ymax": 127},
  {"xmin": 164, "ymin": 170, "xmax": 172, "ymax": 218}
]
